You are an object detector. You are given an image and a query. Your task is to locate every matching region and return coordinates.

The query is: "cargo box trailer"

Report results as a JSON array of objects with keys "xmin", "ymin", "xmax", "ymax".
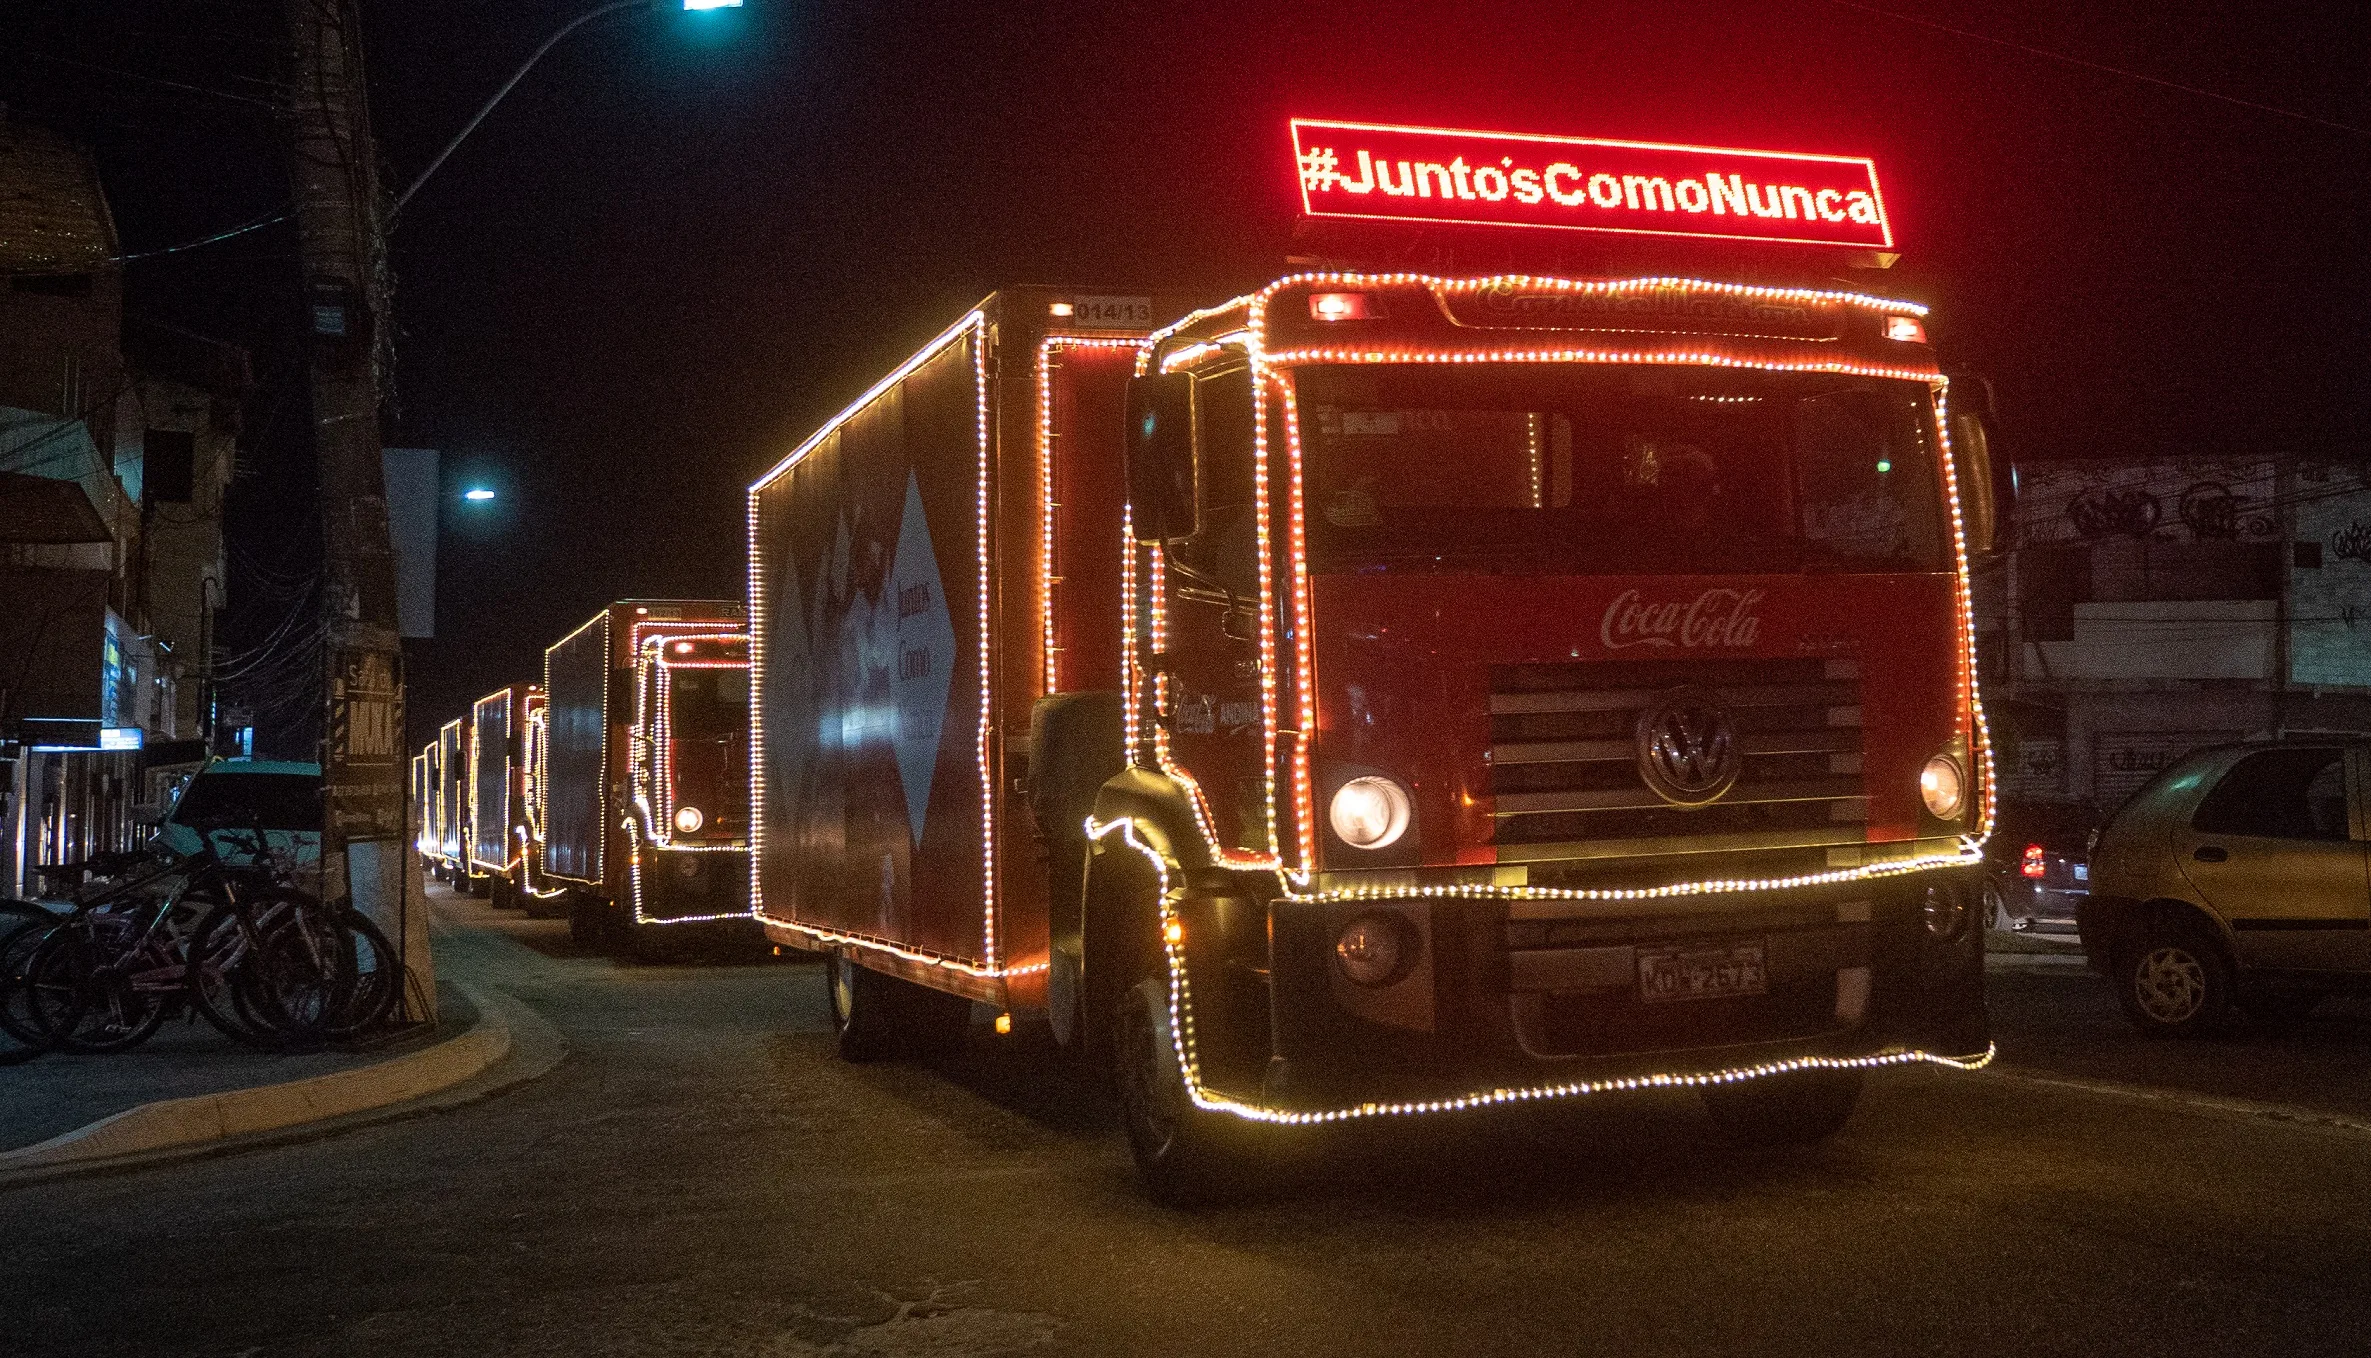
[
  {"xmin": 468, "ymin": 683, "xmax": 540, "ymax": 909},
  {"xmin": 433, "ymin": 717, "xmax": 469, "ymax": 883},
  {"xmin": 411, "ymin": 747, "xmax": 434, "ymax": 870},
  {"xmin": 536, "ymin": 600, "xmax": 754, "ymax": 951}
]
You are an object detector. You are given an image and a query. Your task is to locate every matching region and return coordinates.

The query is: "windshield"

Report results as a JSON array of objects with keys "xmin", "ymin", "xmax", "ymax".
[
  {"xmin": 1297, "ymin": 365, "xmax": 1948, "ymax": 575},
  {"xmin": 171, "ymin": 771, "xmax": 323, "ymax": 832},
  {"xmin": 667, "ymin": 666, "xmax": 748, "ymax": 743}
]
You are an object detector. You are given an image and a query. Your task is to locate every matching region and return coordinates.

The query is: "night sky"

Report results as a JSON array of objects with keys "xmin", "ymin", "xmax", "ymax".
[{"xmin": 3, "ymin": 0, "xmax": 2365, "ymax": 755}]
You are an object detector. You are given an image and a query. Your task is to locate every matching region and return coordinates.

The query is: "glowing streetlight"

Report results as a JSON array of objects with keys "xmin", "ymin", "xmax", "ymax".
[
  {"xmin": 391, "ymin": 0, "xmax": 748, "ymax": 221},
  {"xmin": 462, "ymin": 487, "xmax": 497, "ymax": 503}
]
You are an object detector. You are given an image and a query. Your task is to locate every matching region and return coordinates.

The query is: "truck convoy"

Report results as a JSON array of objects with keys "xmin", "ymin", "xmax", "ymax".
[
  {"xmin": 416, "ymin": 603, "xmax": 754, "ymax": 956},
  {"xmin": 417, "ymin": 119, "xmax": 2005, "ymax": 1197}
]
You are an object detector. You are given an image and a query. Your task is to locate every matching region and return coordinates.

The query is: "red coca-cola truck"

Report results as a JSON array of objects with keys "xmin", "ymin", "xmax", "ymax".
[
  {"xmin": 750, "ymin": 121, "xmax": 2003, "ymax": 1196},
  {"xmin": 533, "ymin": 600, "xmax": 755, "ymax": 952},
  {"xmin": 429, "ymin": 717, "xmax": 469, "ymax": 883}
]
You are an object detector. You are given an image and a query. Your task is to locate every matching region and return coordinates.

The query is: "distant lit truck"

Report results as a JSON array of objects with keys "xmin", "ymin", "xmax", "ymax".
[
  {"xmin": 535, "ymin": 600, "xmax": 754, "ymax": 952},
  {"xmin": 432, "ymin": 717, "xmax": 470, "ymax": 884},
  {"xmin": 467, "ymin": 683, "xmax": 542, "ymax": 909},
  {"xmin": 752, "ymin": 121, "xmax": 2005, "ymax": 1196}
]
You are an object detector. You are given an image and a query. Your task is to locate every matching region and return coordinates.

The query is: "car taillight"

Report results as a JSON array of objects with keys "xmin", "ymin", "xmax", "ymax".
[{"xmin": 2021, "ymin": 843, "xmax": 2046, "ymax": 879}]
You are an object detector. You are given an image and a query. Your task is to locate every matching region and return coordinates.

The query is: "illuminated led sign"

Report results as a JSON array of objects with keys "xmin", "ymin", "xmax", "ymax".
[{"xmin": 1291, "ymin": 119, "xmax": 1892, "ymax": 249}]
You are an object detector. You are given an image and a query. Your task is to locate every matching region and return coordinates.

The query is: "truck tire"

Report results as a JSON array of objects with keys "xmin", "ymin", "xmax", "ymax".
[
  {"xmin": 1113, "ymin": 973, "xmax": 1249, "ymax": 1204},
  {"xmin": 467, "ymin": 872, "xmax": 491, "ymax": 899},
  {"xmin": 1699, "ymin": 1069, "xmax": 1864, "ymax": 1147},
  {"xmin": 2114, "ymin": 918, "xmax": 2235, "ymax": 1038},
  {"xmin": 567, "ymin": 893, "xmax": 608, "ymax": 949},
  {"xmin": 826, "ymin": 950, "xmax": 970, "ymax": 1063},
  {"xmin": 1029, "ymin": 693, "xmax": 1124, "ymax": 1050}
]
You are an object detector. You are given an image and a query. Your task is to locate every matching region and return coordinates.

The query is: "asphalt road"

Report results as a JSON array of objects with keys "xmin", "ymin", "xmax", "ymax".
[{"xmin": 7, "ymin": 894, "xmax": 2371, "ymax": 1358}]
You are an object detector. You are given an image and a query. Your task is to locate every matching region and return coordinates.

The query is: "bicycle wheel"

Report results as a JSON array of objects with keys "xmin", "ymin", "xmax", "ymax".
[
  {"xmin": 319, "ymin": 907, "xmax": 400, "ymax": 1039},
  {"xmin": 185, "ymin": 902, "xmax": 276, "ymax": 1049},
  {"xmin": 0, "ymin": 918, "xmax": 55, "ymax": 1062},
  {"xmin": 247, "ymin": 913, "xmax": 351, "ymax": 1051},
  {"xmin": 25, "ymin": 926, "xmax": 168, "ymax": 1054}
]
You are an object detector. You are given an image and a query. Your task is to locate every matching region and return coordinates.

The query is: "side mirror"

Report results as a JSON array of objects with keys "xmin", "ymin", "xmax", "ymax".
[
  {"xmin": 1950, "ymin": 410, "xmax": 2001, "ymax": 555},
  {"xmin": 1943, "ymin": 375, "xmax": 2011, "ymax": 557},
  {"xmin": 1125, "ymin": 372, "xmax": 1197, "ymax": 543}
]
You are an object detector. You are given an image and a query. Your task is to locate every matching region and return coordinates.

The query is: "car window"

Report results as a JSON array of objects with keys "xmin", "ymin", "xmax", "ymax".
[
  {"xmin": 171, "ymin": 772, "xmax": 324, "ymax": 832},
  {"xmin": 2191, "ymin": 749, "xmax": 2349, "ymax": 841}
]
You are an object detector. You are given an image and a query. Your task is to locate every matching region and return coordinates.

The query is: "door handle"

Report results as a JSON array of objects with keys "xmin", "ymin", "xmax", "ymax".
[{"xmin": 2193, "ymin": 845, "xmax": 2229, "ymax": 863}]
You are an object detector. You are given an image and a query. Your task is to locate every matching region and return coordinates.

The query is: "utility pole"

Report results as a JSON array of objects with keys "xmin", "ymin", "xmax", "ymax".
[{"xmin": 283, "ymin": 0, "xmax": 433, "ymax": 1020}]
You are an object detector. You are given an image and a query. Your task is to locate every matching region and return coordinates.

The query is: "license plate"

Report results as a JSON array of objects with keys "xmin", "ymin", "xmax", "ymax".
[{"xmin": 1638, "ymin": 943, "xmax": 1768, "ymax": 1003}]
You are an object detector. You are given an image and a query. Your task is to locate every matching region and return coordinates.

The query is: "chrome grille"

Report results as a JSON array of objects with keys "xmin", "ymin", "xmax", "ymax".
[{"xmin": 1487, "ymin": 656, "xmax": 1865, "ymax": 861}]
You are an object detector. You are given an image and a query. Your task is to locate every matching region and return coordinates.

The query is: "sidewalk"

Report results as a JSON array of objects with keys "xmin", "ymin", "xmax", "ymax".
[
  {"xmin": 0, "ymin": 985, "xmax": 475, "ymax": 1153},
  {"xmin": 0, "ymin": 898, "xmax": 562, "ymax": 1183}
]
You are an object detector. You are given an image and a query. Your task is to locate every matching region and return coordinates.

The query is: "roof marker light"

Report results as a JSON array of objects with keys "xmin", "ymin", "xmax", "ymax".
[{"xmin": 1310, "ymin": 292, "xmax": 1374, "ymax": 322}]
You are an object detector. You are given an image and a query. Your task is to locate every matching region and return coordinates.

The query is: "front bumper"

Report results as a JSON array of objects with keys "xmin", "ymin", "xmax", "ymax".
[
  {"xmin": 631, "ymin": 844, "xmax": 755, "ymax": 926},
  {"xmin": 1171, "ymin": 867, "xmax": 1991, "ymax": 1117}
]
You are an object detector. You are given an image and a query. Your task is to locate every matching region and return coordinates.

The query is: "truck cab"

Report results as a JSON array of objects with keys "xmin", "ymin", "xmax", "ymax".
[{"xmin": 1081, "ymin": 272, "xmax": 1997, "ymax": 1177}]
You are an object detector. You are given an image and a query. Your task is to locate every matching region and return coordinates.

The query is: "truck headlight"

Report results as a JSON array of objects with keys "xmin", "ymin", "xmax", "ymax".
[
  {"xmin": 1920, "ymin": 755, "xmax": 1965, "ymax": 819},
  {"xmin": 673, "ymin": 805, "xmax": 705, "ymax": 834},
  {"xmin": 1329, "ymin": 776, "xmax": 1411, "ymax": 850}
]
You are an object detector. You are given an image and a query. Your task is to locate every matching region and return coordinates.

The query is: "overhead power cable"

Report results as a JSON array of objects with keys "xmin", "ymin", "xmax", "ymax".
[
  {"xmin": 110, "ymin": 205, "xmax": 291, "ymax": 263},
  {"xmin": 13, "ymin": 48, "xmax": 280, "ymax": 111},
  {"xmin": 1823, "ymin": 0, "xmax": 2371, "ymax": 139}
]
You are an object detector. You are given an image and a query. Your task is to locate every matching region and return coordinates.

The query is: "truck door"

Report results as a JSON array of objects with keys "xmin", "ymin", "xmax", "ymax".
[
  {"xmin": 2178, "ymin": 745, "xmax": 2369, "ymax": 971},
  {"xmin": 1157, "ymin": 364, "xmax": 1269, "ymax": 856}
]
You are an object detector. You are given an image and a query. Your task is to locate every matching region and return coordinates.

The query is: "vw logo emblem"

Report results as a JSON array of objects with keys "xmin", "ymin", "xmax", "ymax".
[{"xmin": 1635, "ymin": 688, "xmax": 1742, "ymax": 807}]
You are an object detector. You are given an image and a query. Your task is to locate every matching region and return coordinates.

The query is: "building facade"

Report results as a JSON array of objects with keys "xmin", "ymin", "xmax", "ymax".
[
  {"xmin": 1976, "ymin": 456, "xmax": 2371, "ymax": 812},
  {"xmin": 0, "ymin": 112, "xmax": 246, "ymax": 893}
]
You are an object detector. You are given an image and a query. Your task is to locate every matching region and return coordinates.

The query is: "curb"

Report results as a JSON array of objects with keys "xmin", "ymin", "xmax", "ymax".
[
  {"xmin": 0, "ymin": 982, "xmax": 563, "ymax": 1188},
  {"xmin": 1985, "ymin": 953, "xmax": 2087, "ymax": 972}
]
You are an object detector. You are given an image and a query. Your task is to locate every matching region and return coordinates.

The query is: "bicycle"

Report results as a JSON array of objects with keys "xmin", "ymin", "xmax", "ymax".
[{"xmin": 10, "ymin": 823, "xmax": 398, "ymax": 1055}]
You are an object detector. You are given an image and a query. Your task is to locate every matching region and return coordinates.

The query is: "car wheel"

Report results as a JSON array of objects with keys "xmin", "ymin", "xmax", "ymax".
[
  {"xmin": 1981, "ymin": 875, "xmax": 2013, "ymax": 932},
  {"xmin": 2115, "ymin": 921, "xmax": 2234, "ymax": 1038},
  {"xmin": 1699, "ymin": 1069, "xmax": 1864, "ymax": 1147}
]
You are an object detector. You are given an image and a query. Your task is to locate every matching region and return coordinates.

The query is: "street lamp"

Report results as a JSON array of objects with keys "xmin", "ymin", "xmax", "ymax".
[
  {"xmin": 462, "ymin": 487, "xmax": 497, "ymax": 502},
  {"xmin": 390, "ymin": 0, "xmax": 744, "ymax": 221}
]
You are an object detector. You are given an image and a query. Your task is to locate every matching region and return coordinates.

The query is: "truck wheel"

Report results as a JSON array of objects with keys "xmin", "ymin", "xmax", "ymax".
[
  {"xmin": 2115, "ymin": 920, "xmax": 2235, "ymax": 1038},
  {"xmin": 825, "ymin": 951, "xmax": 969, "ymax": 1062},
  {"xmin": 1113, "ymin": 974, "xmax": 1248, "ymax": 1204},
  {"xmin": 567, "ymin": 893, "xmax": 608, "ymax": 949},
  {"xmin": 467, "ymin": 872, "xmax": 491, "ymax": 899},
  {"xmin": 1699, "ymin": 1069, "xmax": 1864, "ymax": 1147}
]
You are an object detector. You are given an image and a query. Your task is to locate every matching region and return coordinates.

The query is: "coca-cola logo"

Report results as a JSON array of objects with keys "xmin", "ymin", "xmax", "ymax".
[{"xmin": 1599, "ymin": 588, "xmax": 1765, "ymax": 651}]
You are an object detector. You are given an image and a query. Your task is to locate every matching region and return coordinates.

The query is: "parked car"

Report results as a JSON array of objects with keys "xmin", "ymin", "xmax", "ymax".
[
  {"xmin": 1983, "ymin": 798, "xmax": 2098, "ymax": 934},
  {"xmin": 152, "ymin": 758, "xmax": 325, "ymax": 868},
  {"xmin": 2081, "ymin": 740, "xmax": 2368, "ymax": 1036}
]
